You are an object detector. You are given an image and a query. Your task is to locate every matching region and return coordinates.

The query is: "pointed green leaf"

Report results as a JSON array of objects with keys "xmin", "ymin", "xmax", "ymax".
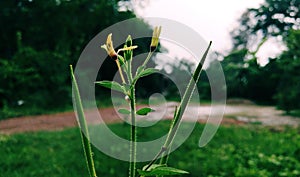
[
  {"xmin": 95, "ymin": 80, "xmax": 125, "ymax": 93},
  {"xmin": 139, "ymin": 68, "xmax": 158, "ymax": 78},
  {"xmin": 136, "ymin": 107, "xmax": 154, "ymax": 116},
  {"xmin": 159, "ymin": 42, "xmax": 212, "ymax": 165},
  {"xmin": 138, "ymin": 165, "xmax": 189, "ymax": 176},
  {"xmin": 70, "ymin": 65, "xmax": 97, "ymax": 177},
  {"xmin": 133, "ymin": 67, "xmax": 158, "ymax": 84},
  {"xmin": 118, "ymin": 108, "xmax": 131, "ymax": 115}
]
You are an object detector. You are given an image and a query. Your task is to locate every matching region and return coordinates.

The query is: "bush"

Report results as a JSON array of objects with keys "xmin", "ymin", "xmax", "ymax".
[{"xmin": 0, "ymin": 47, "xmax": 71, "ymax": 118}]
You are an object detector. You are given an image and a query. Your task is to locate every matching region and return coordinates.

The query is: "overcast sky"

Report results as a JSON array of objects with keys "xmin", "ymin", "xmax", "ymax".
[{"xmin": 134, "ymin": 0, "xmax": 284, "ymax": 65}]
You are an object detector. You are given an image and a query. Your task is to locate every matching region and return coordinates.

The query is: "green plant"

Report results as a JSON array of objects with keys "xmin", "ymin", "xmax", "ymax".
[{"xmin": 71, "ymin": 27, "xmax": 211, "ymax": 177}]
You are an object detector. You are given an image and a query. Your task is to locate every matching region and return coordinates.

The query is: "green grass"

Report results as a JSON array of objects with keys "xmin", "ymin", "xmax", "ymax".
[{"xmin": 1, "ymin": 122, "xmax": 300, "ymax": 177}]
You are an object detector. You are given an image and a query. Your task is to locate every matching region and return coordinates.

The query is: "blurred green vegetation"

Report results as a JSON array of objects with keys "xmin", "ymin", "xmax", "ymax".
[
  {"xmin": 1, "ymin": 122, "xmax": 300, "ymax": 176},
  {"xmin": 221, "ymin": 0, "xmax": 300, "ymax": 113},
  {"xmin": 0, "ymin": 0, "xmax": 300, "ymax": 119},
  {"xmin": 0, "ymin": 0, "xmax": 152, "ymax": 119}
]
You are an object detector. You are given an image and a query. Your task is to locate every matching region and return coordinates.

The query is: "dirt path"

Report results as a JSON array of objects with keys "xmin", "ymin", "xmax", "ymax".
[
  {"xmin": 0, "ymin": 107, "xmax": 121, "ymax": 134},
  {"xmin": 0, "ymin": 103, "xmax": 299, "ymax": 134}
]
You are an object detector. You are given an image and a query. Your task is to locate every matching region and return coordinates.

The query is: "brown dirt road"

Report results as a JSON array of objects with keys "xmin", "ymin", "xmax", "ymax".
[
  {"xmin": 0, "ymin": 107, "xmax": 121, "ymax": 134},
  {"xmin": 0, "ymin": 103, "xmax": 299, "ymax": 134}
]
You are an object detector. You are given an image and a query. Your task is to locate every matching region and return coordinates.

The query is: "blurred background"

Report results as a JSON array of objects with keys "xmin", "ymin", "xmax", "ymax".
[
  {"xmin": 0, "ymin": 0, "xmax": 299, "ymax": 118},
  {"xmin": 0, "ymin": 0, "xmax": 300, "ymax": 176}
]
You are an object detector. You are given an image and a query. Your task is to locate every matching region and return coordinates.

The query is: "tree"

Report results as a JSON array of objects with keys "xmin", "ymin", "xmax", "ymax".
[
  {"xmin": 275, "ymin": 30, "xmax": 300, "ymax": 113},
  {"xmin": 231, "ymin": 0, "xmax": 300, "ymax": 50},
  {"xmin": 0, "ymin": 0, "xmax": 136, "ymax": 60},
  {"xmin": 220, "ymin": 49, "xmax": 249, "ymax": 98},
  {"xmin": 222, "ymin": 0, "xmax": 300, "ymax": 110}
]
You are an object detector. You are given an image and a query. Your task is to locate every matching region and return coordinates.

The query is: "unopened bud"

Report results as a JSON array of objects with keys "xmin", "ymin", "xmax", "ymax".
[
  {"xmin": 150, "ymin": 26, "xmax": 161, "ymax": 52},
  {"xmin": 125, "ymin": 35, "xmax": 132, "ymax": 47},
  {"xmin": 125, "ymin": 95, "xmax": 130, "ymax": 102}
]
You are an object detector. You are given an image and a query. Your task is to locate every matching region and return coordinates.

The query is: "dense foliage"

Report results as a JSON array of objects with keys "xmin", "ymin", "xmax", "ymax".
[
  {"xmin": 0, "ymin": 0, "xmax": 154, "ymax": 118},
  {"xmin": 275, "ymin": 30, "xmax": 300, "ymax": 112}
]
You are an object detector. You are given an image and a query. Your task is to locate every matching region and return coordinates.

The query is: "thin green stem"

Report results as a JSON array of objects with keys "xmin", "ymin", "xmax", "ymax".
[
  {"xmin": 122, "ymin": 48, "xmax": 137, "ymax": 177},
  {"xmin": 116, "ymin": 60, "xmax": 126, "ymax": 84},
  {"xmin": 141, "ymin": 51, "xmax": 154, "ymax": 68},
  {"xmin": 127, "ymin": 57, "xmax": 134, "ymax": 84},
  {"xmin": 129, "ymin": 49, "xmax": 155, "ymax": 176},
  {"xmin": 129, "ymin": 86, "xmax": 137, "ymax": 177},
  {"xmin": 70, "ymin": 65, "xmax": 97, "ymax": 177},
  {"xmin": 159, "ymin": 107, "xmax": 177, "ymax": 165}
]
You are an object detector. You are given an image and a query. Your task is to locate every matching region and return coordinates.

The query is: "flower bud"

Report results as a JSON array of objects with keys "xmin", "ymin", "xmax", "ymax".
[
  {"xmin": 125, "ymin": 35, "xmax": 132, "ymax": 47},
  {"xmin": 125, "ymin": 95, "xmax": 130, "ymax": 102},
  {"xmin": 150, "ymin": 26, "xmax": 161, "ymax": 52}
]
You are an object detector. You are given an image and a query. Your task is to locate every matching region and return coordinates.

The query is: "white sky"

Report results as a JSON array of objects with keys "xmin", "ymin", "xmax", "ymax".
[
  {"xmin": 135, "ymin": 0, "xmax": 263, "ymax": 51},
  {"xmin": 134, "ymin": 0, "xmax": 285, "ymax": 65}
]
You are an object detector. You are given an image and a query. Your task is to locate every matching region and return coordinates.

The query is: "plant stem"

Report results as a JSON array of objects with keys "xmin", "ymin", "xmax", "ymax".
[
  {"xmin": 127, "ymin": 57, "xmax": 134, "ymax": 84},
  {"xmin": 123, "ymin": 48, "xmax": 136, "ymax": 177},
  {"xmin": 129, "ymin": 86, "xmax": 137, "ymax": 177},
  {"xmin": 116, "ymin": 60, "xmax": 126, "ymax": 84},
  {"xmin": 70, "ymin": 65, "xmax": 97, "ymax": 177},
  {"xmin": 130, "ymin": 50, "xmax": 155, "ymax": 176},
  {"xmin": 141, "ymin": 51, "xmax": 153, "ymax": 68}
]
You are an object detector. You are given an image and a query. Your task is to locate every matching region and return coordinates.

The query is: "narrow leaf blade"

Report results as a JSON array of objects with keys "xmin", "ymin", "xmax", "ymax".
[
  {"xmin": 70, "ymin": 65, "xmax": 97, "ymax": 177},
  {"xmin": 139, "ymin": 68, "xmax": 158, "ymax": 78}
]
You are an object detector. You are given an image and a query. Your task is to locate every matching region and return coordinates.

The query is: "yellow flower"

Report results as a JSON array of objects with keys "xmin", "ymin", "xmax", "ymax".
[
  {"xmin": 101, "ymin": 33, "xmax": 138, "ymax": 60},
  {"xmin": 101, "ymin": 33, "xmax": 118, "ymax": 60},
  {"xmin": 150, "ymin": 26, "xmax": 162, "ymax": 52}
]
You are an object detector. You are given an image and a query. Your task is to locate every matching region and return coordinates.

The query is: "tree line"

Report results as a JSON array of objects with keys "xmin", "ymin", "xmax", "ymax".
[
  {"xmin": 0, "ymin": 0, "xmax": 299, "ymax": 118},
  {"xmin": 0, "ymin": 0, "xmax": 150, "ymax": 118},
  {"xmin": 221, "ymin": 0, "xmax": 300, "ymax": 113}
]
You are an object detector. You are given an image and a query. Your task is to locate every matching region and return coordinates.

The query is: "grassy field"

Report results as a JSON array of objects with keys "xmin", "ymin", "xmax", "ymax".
[{"xmin": 1, "ymin": 122, "xmax": 300, "ymax": 177}]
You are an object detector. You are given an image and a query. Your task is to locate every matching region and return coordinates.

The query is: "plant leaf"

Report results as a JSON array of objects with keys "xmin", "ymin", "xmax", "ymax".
[
  {"xmin": 95, "ymin": 80, "xmax": 125, "ymax": 93},
  {"xmin": 133, "ymin": 67, "xmax": 158, "ymax": 84},
  {"xmin": 118, "ymin": 108, "xmax": 131, "ymax": 115},
  {"xmin": 70, "ymin": 65, "xmax": 97, "ymax": 177},
  {"xmin": 136, "ymin": 107, "xmax": 154, "ymax": 116},
  {"xmin": 139, "ymin": 68, "xmax": 158, "ymax": 78},
  {"xmin": 138, "ymin": 165, "xmax": 189, "ymax": 176}
]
